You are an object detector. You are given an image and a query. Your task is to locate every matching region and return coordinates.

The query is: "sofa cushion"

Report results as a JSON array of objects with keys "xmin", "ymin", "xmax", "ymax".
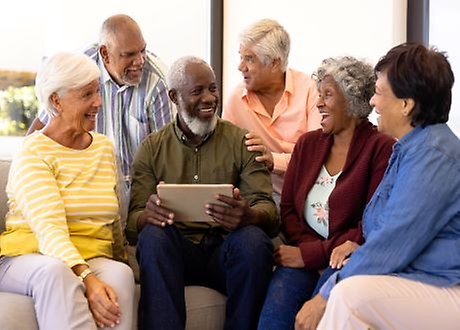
[
  {"xmin": 185, "ymin": 286, "xmax": 226, "ymax": 329},
  {"xmin": 0, "ymin": 159, "xmax": 10, "ymax": 232},
  {"xmin": 0, "ymin": 292, "xmax": 38, "ymax": 330}
]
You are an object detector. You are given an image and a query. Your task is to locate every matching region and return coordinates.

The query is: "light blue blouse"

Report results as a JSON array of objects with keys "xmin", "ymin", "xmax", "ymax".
[
  {"xmin": 304, "ymin": 166, "xmax": 341, "ymax": 239},
  {"xmin": 320, "ymin": 124, "xmax": 460, "ymax": 299}
]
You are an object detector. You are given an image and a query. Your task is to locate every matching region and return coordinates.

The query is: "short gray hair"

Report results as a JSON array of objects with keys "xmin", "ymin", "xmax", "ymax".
[
  {"xmin": 313, "ymin": 56, "xmax": 375, "ymax": 118},
  {"xmin": 167, "ymin": 56, "xmax": 215, "ymax": 91},
  {"xmin": 239, "ymin": 19, "xmax": 290, "ymax": 72},
  {"xmin": 35, "ymin": 52, "xmax": 100, "ymax": 118}
]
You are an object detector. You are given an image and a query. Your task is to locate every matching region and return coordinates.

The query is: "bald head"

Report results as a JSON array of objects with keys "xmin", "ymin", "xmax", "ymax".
[{"xmin": 99, "ymin": 14, "xmax": 143, "ymax": 47}]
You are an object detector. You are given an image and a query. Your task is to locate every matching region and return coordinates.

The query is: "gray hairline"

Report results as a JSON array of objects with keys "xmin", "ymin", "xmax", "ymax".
[
  {"xmin": 313, "ymin": 56, "xmax": 375, "ymax": 118},
  {"xmin": 167, "ymin": 56, "xmax": 215, "ymax": 92}
]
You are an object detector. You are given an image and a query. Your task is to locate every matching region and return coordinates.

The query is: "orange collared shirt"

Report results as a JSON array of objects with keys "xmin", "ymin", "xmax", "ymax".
[{"xmin": 223, "ymin": 68, "xmax": 321, "ymax": 195}]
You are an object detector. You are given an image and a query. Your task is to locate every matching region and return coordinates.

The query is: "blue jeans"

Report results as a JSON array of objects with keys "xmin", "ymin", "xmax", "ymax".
[
  {"xmin": 257, "ymin": 266, "xmax": 337, "ymax": 330},
  {"xmin": 137, "ymin": 224, "xmax": 274, "ymax": 330}
]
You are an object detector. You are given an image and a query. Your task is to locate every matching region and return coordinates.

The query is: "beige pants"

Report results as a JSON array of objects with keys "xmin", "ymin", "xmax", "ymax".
[
  {"xmin": 318, "ymin": 275, "xmax": 460, "ymax": 330},
  {"xmin": 0, "ymin": 254, "xmax": 135, "ymax": 330}
]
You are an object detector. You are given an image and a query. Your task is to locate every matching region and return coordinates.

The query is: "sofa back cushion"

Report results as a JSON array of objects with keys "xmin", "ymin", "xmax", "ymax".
[{"xmin": 0, "ymin": 159, "xmax": 11, "ymax": 232}]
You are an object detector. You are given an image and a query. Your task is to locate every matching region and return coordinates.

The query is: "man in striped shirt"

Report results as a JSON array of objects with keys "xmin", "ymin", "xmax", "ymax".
[{"xmin": 27, "ymin": 14, "xmax": 175, "ymax": 188}]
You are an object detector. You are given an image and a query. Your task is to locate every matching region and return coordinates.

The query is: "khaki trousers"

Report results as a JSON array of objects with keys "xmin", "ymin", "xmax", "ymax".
[{"xmin": 318, "ymin": 275, "xmax": 460, "ymax": 330}]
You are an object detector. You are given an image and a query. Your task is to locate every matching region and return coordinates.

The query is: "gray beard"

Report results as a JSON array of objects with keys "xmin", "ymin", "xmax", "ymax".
[{"xmin": 179, "ymin": 100, "xmax": 217, "ymax": 137}]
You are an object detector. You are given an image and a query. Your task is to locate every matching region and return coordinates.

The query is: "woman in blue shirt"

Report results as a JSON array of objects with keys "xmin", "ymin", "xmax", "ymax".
[{"xmin": 295, "ymin": 43, "xmax": 460, "ymax": 329}]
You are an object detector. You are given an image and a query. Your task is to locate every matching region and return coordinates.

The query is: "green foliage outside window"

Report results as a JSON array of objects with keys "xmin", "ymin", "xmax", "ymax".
[{"xmin": 0, "ymin": 86, "xmax": 38, "ymax": 136}]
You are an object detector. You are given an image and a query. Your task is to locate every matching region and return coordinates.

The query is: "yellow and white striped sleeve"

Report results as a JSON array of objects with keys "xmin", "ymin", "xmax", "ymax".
[{"xmin": 10, "ymin": 149, "xmax": 86, "ymax": 268}]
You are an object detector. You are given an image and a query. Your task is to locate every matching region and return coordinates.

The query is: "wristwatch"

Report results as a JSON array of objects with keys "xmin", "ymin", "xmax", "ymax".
[{"xmin": 78, "ymin": 268, "xmax": 93, "ymax": 282}]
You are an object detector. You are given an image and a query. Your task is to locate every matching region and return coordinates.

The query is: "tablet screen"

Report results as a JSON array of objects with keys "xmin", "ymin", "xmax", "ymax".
[{"xmin": 157, "ymin": 183, "xmax": 233, "ymax": 222}]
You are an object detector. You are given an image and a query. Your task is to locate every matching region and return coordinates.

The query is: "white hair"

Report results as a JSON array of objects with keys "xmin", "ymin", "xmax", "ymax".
[
  {"xmin": 35, "ymin": 52, "xmax": 100, "ymax": 118},
  {"xmin": 239, "ymin": 19, "xmax": 290, "ymax": 72},
  {"xmin": 166, "ymin": 56, "xmax": 215, "ymax": 91}
]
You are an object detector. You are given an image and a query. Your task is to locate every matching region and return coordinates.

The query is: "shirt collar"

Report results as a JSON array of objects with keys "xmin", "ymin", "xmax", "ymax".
[
  {"xmin": 393, "ymin": 126, "xmax": 424, "ymax": 154},
  {"xmin": 97, "ymin": 50, "xmax": 130, "ymax": 92},
  {"xmin": 396, "ymin": 126, "xmax": 421, "ymax": 145},
  {"xmin": 284, "ymin": 68, "xmax": 295, "ymax": 95},
  {"xmin": 172, "ymin": 115, "xmax": 215, "ymax": 146}
]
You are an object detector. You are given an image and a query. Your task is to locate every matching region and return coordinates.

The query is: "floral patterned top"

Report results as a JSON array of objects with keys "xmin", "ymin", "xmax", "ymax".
[{"xmin": 304, "ymin": 165, "xmax": 341, "ymax": 238}]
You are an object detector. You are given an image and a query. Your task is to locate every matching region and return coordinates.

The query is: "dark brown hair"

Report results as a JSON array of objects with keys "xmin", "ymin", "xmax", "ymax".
[{"xmin": 375, "ymin": 43, "xmax": 454, "ymax": 127}]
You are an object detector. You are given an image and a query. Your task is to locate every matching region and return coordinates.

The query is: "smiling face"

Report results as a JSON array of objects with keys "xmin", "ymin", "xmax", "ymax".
[
  {"xmin": 173, "ymin": 62, "xmax": 219, "ymax": 138},
  {"xmin": 370, "ymin": 71, "xmax": 413, "ymax": 139},
  {"xmin": 316, "ymin": 76, "xmax": 353, "ymax": 135},
  {"xmin": 52, "ymin": 79, "xmax": 101, "ymax": 133},
  {"xmin": 238, "ymin": 45, "xmax": 277, "ymax": 92},
  {"xmin": 100, "ymin": 24, "xmax": 146, "ymax": 86}
]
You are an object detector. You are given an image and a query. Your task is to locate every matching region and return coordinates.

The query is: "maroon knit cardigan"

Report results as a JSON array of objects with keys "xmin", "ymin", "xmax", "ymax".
[{"xmin": 281, "ymin": 120, "xmax": 395, "ymax": 270}]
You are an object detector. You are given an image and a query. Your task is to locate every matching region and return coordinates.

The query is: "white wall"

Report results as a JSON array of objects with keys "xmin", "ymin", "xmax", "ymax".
[
  {"xmin": 223, "ymin": 0, "xmax": 407, "ymax": 101},
  {"xmin": 430, "ymin": 0, "xmax": 460, "ymax": 137},
  {"xmin": 0, "ymin": 0, "xmax": 210, "ymax": 71}
]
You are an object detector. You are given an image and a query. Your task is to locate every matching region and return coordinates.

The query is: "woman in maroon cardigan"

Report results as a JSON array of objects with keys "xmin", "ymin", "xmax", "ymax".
[{"xmin": 258, "ymin": 56, "xmax": 395, "ymax": 330}]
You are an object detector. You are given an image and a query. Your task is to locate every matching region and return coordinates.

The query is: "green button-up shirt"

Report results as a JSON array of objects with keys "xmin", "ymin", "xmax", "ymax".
[{"xmin": 126, "ymin": 118, "xmax": 279, "ymax": 244}]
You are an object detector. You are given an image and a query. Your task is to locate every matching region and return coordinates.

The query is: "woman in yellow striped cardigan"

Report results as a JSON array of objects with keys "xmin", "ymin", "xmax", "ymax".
[{"xmin": 0, "ymin": 52, "xmax": 134, "ymax": 330}]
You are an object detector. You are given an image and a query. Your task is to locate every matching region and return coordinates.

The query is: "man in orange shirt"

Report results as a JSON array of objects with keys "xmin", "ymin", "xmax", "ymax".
[{"xmin": 223, "ymin": 19, "xmax": 321, "ymax": 204}]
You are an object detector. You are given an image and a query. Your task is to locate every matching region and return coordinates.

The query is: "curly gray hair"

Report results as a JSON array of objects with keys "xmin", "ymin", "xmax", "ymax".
[{"xmin": 313, "ymin": 56, "xmax": 375, "ymax": 118}]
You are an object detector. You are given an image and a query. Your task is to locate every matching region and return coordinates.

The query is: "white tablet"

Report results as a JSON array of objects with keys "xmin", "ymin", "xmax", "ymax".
[{"xmin": 156, "ymin": 183, "xmax": 234, "ymax": 222}]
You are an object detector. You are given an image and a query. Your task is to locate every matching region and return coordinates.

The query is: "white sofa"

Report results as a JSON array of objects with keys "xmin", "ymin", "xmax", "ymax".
[{"xmin": 0, "ymin": 159, "xmax": 226, "ymax": 330}]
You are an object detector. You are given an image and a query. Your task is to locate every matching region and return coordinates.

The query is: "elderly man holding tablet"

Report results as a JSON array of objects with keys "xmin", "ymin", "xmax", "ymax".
[{"xmin": 126, "ymin": 56, "xmax": 279, "ymax": 330}]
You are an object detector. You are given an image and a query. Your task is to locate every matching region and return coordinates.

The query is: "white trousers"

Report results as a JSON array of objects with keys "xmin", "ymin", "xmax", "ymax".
[
  {"xmin": 0, "ymin": 254, "xmax": 135, "ymax": 330},
  {"xmin": 318, "ymin": 275, "xmax": 460, "ymax": 330}
]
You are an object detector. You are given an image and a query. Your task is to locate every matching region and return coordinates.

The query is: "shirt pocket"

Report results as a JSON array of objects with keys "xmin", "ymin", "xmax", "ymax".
[
  {"xmin": 127, "ymin": 113, "xmax": 150, "ymax": 140},
  {"xmin": 363, "ymin": 181, "xmax": 393, "ymax": 233}
]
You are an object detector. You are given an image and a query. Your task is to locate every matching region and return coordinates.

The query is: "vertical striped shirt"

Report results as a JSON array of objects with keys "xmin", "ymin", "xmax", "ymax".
[
  {"xmin": 38, "ymin": 45, "xmax": 176, "ymax": 182},
  {"xmin": 0, "ymin": 132, "xmax": 123, "ymax": 268}
]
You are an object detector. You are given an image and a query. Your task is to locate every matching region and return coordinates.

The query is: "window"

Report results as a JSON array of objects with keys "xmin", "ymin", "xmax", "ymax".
[{"xmin": 430, "ymin": 0, "xmax": 460, "ymax": 136}]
